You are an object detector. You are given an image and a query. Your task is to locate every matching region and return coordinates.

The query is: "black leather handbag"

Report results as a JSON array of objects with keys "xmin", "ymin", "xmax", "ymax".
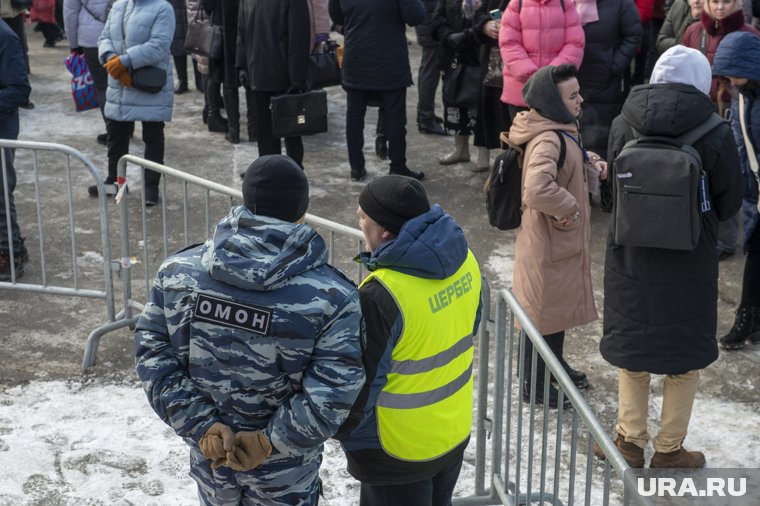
[
  {"xmin": 270, "ymin": 90, "xmax": 328, "ymax": 138},
  {"xmin": 307, "ymin": 41, "xmax": 341, "ymax": 90},
  {"xmin": 131, "ymin": 66, "xmax": 166, "ymax": 93},
  {"xmin": 442, "ymin": 56, "xmax": 482, "ymax": 109},
  {"xmin": 184, "ymin": 7, "xmax": 222, "ymax": 59}
]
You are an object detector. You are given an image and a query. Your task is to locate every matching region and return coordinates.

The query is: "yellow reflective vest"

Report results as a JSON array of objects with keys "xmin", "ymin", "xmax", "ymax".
[{"xmin": 360, "ymin": 250, "xmax": 481, "ymax": 461}]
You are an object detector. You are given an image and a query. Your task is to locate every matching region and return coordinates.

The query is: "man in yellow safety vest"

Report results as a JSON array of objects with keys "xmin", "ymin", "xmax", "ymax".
[{"xmin": 335, "ymin": 175, "xmax": 483, "ymax": 506}]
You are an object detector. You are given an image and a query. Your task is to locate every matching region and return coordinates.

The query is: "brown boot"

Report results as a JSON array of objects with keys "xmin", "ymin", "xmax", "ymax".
[
  {"xmin": 650, "ymin": 447, "xmax": 705, "ymax": 468},
  {"xmin": 592, "ymin": 434, "xmax": 645, "ymax": 468}
]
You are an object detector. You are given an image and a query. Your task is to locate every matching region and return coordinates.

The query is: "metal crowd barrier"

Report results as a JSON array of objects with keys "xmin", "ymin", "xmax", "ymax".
[
  {"xmin": 81, "ymin": 155, "xmax": 367, "ymax": 369},
  {"xmin": 453, "ymin": 287, "xmax": 651, "ymax": 506},
  {"xmin": 0, "ymin": 139, "xmax": 116, "ymax": 320}
]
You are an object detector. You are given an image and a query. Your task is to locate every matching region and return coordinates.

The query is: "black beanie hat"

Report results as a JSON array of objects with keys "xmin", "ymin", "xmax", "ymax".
[
  {"xmin": 242, "ymin": 155, "xmax": 309, "ymax": 222},
  {"xmin": 359, "ymin": 175, "xmax": 430, "ymax": 234},
  {"xmin": 522, "ymin": 66, "xmax": 577, "ymax": 125}
]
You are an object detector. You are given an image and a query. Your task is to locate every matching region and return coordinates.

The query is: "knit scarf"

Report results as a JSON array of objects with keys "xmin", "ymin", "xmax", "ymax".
[{"xmin": 574, "ymin": 0, "xmax": 599, "ymax": 25}]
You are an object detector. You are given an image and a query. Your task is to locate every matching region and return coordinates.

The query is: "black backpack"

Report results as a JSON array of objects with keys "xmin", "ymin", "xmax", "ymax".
[
  {"xmin": 485, "ymin": 131, "xmax": 566, "ymax": 230},
  {"xmin": 612, "ymin": 113, "xmax": 724, "ymax": 250}
]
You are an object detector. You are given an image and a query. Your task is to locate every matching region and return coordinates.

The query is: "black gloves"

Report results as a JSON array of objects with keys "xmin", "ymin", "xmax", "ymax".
[
  {"xmin": 445, "ymin": 31, "xmax": 467, "ymax": 50},
  {"xmin": 238, "ymin": 69, "xmax": 249, "ymax": 89}
]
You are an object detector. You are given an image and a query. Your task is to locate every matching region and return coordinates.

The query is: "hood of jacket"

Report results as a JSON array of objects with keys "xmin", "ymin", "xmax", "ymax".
[
  {"xmin": 200, "ymin": 206, "xmax": 327, "ymax": 291},
  {"xmin": 358, "ymin": 204, "xmax": 469, "ymax": 279},
  {"xmin": 508, "ymin": 108, "xmax": 578, "ymax": 146},
  {"xmin": 650, "ymin": 44, "xmax": 712, "ymax": 95},
  {"xmin": 621, "ymin": 82, "xmax": 716, "ymax": 137},
  {"xmin": 712, "ymin": 31, "xmax": 760, "ymax": 82},
  {"xmin": 700, "ymin": 8, "xmax": 745, "ymax": 36}
]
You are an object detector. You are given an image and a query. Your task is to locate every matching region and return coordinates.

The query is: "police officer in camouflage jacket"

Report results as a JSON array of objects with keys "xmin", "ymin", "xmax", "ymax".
[{"xmin": 135, "ymin": 154, "xmax": 365, "ymax": 505}]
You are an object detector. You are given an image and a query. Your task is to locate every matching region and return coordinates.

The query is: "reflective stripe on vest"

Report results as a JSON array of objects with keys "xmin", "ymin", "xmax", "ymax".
[{"xmin": 361, "ymin": 250, "xmax": 481, "ymax": 461}]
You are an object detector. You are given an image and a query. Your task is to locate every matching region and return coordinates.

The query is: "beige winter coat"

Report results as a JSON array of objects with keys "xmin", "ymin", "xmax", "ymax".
[{"xmin": 508, "ymin": 109, "xmax": 598, "ymax": 335}]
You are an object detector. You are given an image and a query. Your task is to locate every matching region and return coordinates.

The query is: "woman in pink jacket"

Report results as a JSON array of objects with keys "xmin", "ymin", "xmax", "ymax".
[{"xmin": 498, "ymin": 0, "xmax": 585, "ymax": 119}]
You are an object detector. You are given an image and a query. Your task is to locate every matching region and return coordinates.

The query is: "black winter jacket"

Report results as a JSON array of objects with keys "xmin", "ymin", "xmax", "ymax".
[
  {"xmin": 202, "ymin": 0, "xmax": 239, "ymax": 84},
  {"xmin": 431, "ymin": 0, "xmax": 480, "ymax": 68},
  {"xmin": 577, "ymin": 0, "xmax": 641, "ymax": 158},
  {"xmin": 600, "ymin": 83, "xmax": 744, "ymax": 375},
  {"xmin": 236, "ymin": 0, "xmax": 310, "ymax": 92},
  {"xmin": 0, "ymin": 20, "xmax": 30, "ymax": 140},
  {"xmin": 167, "ymin": 0, "xmax": 187, "ymax": 56},
  {"xmin": 328, "ymin": 0, "xmax": 425, "ymax": 90}
]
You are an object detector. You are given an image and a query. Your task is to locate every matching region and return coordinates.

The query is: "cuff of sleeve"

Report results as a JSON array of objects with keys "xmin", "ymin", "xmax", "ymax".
[{"xmin": 120, "ymin": 54, "xmax": 132, "ymax": 69}]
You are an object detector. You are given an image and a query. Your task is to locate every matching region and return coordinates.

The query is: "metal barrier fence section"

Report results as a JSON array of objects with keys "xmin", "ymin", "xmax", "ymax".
[
  {"xmin": 453, "ymin": 287, "xmax": 650, "ymax": 506},
  {"xmin": 0, "ymin": 139, "xmax": 116, "ymax": 320},
  {"xmin": 81, "ymin": 154, "xmax": 368, "ymax": 370}
]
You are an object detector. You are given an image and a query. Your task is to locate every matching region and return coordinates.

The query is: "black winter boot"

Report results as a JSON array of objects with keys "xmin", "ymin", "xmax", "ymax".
[
  {"xmin": 223, "ymin": 84, "xmax": 240, "ymax": 144},
  {"xmin": 521, "ymin": 335, "xmax": 571, "ymax": 409},
  {"xmin": 206, "ymin": 79, "xmax": 228, "ymax": 133},
  {"xmin": 720, "ymin": 305, "xmax": 760, "ymax": 350},
  {"xmin": 546, "ymin": 332, "xmax": 589, "ymax": 389}
]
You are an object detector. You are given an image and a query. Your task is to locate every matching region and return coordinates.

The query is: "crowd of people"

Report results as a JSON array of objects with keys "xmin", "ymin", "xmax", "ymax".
[{"xmin": 2, "ymin": 0, "xmax": 760, "ymax": 503}]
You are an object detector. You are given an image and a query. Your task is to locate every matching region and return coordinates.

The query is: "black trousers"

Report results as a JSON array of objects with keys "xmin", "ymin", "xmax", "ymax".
[
  {"xmin": 252, "ymin": 90, "xmax": 304, "ymax": 166},
  {"xmin": 416, "ymin": 43, "xmax": 442, "ymax": 123},
  {"xmin": 359, "ymin": 451, "xmax": 464, "ymax": 506},
  {"xmin": 83, "ymin": 47, "xmax": 108, "ymax": 128},
  {"xmin": 522, "ymin": 331, "xmax": 565, "ymax": 389},
  {"xmin": 346, "ymin": 88, "xmax": 408, "ymax": 173},
  {"xmin": 106, "ymin": 120, "xmax": 164, "ymax": 187},
  {"xmin": 742, "ymin": 223, "xmax": 760, "ymax": 306}
]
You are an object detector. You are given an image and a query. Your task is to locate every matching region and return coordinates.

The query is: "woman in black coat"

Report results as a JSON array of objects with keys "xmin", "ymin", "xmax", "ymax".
[
  {"xmin": 576, "ymin": 0, "xmax": 641, "ymax": 161},
  {"xmin": 599, "ymin": 46, "xmax": 743, "ymax": 469},
  {"xmin": 167, "ymin": 0, "xmax": 189, "ymax": 93}
]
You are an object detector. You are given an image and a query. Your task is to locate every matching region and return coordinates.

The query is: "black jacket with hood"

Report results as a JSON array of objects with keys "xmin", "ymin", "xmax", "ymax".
[{"xmin": 601, "ymin": 72, "xmax": 743, "ymax": 374}]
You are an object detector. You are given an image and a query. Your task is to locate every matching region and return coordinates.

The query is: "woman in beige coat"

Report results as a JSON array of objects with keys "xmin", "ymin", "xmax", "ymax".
[{"xmin": 508, "ymin": 63, "xmax": 606, "ymax": 407}]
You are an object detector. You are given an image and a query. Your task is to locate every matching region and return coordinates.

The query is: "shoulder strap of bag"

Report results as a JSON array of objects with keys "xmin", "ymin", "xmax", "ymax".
[
  {"xmin": 739, "ymin": 93, "xmax": 760, "ymax": 176},
  {"xmin": 555, "ymin": 130, "xmax": 566, "ymax": 170},
  {"xmin": 677, "ymin": 113, "xmax": 725, "ymax": 146},
  {"xmin": 81, "ymin": 0, "xmax": 106, "ymax": 23}
]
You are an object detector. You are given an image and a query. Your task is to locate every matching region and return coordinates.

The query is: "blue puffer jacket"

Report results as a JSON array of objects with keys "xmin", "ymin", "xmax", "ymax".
[
  {"xmin": 64, "ymin": 0, "xmax": 109, "ymax": 48},
  {"xmin": 713, "ymin": 31, "xmax": 760, "ymax": 251},
  {"xmin": 135, "ymin": 206, "xmax": 365, "ymax": 463},
  {"xmin": 98, "ymin": 0, "xmax": 174, "ymax": 122}
]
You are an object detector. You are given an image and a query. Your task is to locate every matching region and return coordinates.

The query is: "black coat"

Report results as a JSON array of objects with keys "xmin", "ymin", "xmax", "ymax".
[
  {"xmin": 414, "ymin": 0, "xmax": 439, "ymax": 46},
  {"xmin": 600, "ymin": 83, "xmax": 744, "ymax": 375},
  {"xmin": 167, "ymin": 0, "xmax": 187, "ymax": 56},
  {"xmin": 577, "ymin": 0, "xmax": 641, "ymax": 158},
  {"xmin": 202, "ymin": 0, "xmax": 239, "ymax": 84},
  {"xmin": 328, "ymin": 0, "xmax": 425, "ymax": 90},
  {"xmin": 431, "ymin": 0, "xmax": 480, "ymax": 68},
  {"xmin": 236, "ymin": 0, "xmax": 310, "ymax": 92}
]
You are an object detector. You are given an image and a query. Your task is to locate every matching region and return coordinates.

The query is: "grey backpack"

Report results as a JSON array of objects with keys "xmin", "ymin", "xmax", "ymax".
[{"xmin": 612, "ymin": 113, "xmax": 725, "ymax": 250}]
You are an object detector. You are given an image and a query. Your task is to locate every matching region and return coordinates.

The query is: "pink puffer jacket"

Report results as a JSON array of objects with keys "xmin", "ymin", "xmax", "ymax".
[{"xmin": 498, "ymin": 0, "xmax": 585, "ymax": 107}]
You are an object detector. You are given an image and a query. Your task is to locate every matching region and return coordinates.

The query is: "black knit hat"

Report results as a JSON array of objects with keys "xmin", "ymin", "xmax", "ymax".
[
  {"xmin": 359, "ymin": 175, "xmax": 430, "ymax": 234},
  {"xmin": 242, "ymin": 155, "xmax": 308, "ymax": 222},
  {"xmin": 522, "ymin": 65, "xmax": 577, "ymax": 125}
]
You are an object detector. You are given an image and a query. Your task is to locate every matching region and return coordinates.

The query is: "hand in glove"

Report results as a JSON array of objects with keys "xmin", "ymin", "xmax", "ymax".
[
  {"xmin": 199, "ymin": 422, "xmax": 235, "ymax": 468},
  {"xmin": 104, "ymin": 56, "xmax": 132, "ymax": 87},
  {"xmin": 238, "ymin": 68, "xmax": 249, "ymax": 89},
  {"xmin": 225, "ymin": 431, "xmax": 272, "ymax": 472},
  {"xmin": 445, "ymin": 31, "xmax": 466, "ymax": 50}
]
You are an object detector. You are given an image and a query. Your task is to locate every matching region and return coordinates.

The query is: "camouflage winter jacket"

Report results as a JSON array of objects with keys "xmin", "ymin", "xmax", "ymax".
[{"xmin": 135, "ymin": 206, "xmax": 365, "ymax": 463}]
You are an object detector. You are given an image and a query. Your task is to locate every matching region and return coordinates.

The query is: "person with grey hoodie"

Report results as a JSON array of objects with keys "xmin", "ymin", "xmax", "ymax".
[{"xmin": 64, "ymin": 0, "xmax": 110, "ymax": 144}]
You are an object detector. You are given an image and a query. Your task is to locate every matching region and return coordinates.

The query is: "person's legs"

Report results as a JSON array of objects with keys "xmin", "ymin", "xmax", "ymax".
[
  {"xmin": 105, "ymin": 119, "xmax": 132, "ymax": 184},
  {"xmin": 174, "ymin": 54, "xmax": 188, "ymax": 94},
  {"xmin": 383, "ymin": 88, "xmax": 407, "ymax": 174},
  {"xmin": 545, "ymin": 331, "xmax": 588, "ymax": 389},
  {"xmin": 521, "ymin": 331, "xmax": 570, "ymax": 408},
  {"xmin": 284, "ymin": 136, "xmax": 304, "ymax": 167},
  {"xmin": 245, "ymin": 88, "xmax": 257, "ymax": 141},
  {"xmin": 0, "ymin": 147, "xmax": 21, "ymax": 255},
  {"xmin": 206, "ymin": 78, "xmax": 228, "ymax": 133},
  {"xmin": 653, "ymin": 370, "xmax": 700, "ymax": 453},
  {"xmin": 346, "ymin": 88, "xmax": 369, "ymax": 179},
  {"xmin": 223, "ymin": 83, "xmax": 240, "ymax": 144},
  {"xmin": 141, "ymin": 121, "xmax": 165, "ymax": 189},
  {"xmin": 416, "ymin": 43, "xmax": 444, "ymax": 134},
  {"xmin": 83, "ymin": 47, "xmax": 108, "ymax": 138},
  {"xmin": 431, "ymin": 451, "xmax": 465, "ymax": 506},
  {"xmin": 615, "ymin": 368, "xmax": 650, "ymax": 449},
  {"xmin": 254, "ymin": 90, "xmax": 281, "ymax": 156},
  {"xmin": 360, "ymin": 479, "xmax": 433, "ymax": 506},
  {"xmin": 239, "ymin": 454, "xmax": 322, "ymax": 506}
]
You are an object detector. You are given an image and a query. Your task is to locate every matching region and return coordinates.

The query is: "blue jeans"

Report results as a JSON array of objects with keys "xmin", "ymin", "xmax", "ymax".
[{"xmin": 0, "ymin": 147, "xmax": 21, "ymax": 254}]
